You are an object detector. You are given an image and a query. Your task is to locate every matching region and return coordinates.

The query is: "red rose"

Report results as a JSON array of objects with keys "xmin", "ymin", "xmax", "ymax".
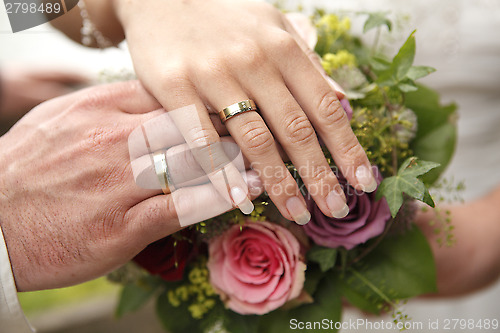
[{"xmin": 133, "ymin": 229, "xmax": 197, "ymax": 281}]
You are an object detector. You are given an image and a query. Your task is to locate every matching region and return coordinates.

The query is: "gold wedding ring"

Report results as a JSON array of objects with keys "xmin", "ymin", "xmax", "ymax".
[
  {"xmin": 219, "ymin": 99, "xmax": 257, "ymax": 123},
  {"xmin": 153, "ymin": 150, "xmax": 175, "ymax": 194}
]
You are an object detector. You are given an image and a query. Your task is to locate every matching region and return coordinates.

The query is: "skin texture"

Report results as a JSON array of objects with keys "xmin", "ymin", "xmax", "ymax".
[
  {"xmin": 416, "ymin": 185, "xmax": 500, "ymax": 297},
  {"xmin": 0, "ymin": 81, "xmax": 263, "ymax": 292},
  {"xmin": 51, "ymin": 0, "xmax": 378, "ymax": 225}
]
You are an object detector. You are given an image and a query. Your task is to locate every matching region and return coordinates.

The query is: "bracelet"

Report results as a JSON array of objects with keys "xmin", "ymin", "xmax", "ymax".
[{"xmin": 78, "ymin": 0, "xmax": 113, "ymax": 48}]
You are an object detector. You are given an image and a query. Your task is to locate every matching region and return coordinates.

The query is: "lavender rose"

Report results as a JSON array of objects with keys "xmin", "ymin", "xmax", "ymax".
[{"xmin": 302, "ymin": 167, "xmax": 391, "ymax": 250}]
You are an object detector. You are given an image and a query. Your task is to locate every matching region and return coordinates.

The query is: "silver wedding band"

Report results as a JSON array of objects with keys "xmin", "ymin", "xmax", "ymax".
[
  {"xmin": 219, "ymin": 99, "xmax": 257, "ymax": 123},
  {"xmin": 153, "ymin": 150, "xmax": 175, "ymax": 194}
]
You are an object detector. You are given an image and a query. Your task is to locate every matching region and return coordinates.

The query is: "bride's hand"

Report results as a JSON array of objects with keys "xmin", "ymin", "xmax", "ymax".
[
  {"xmin": 113, "ymin": 0, "xmax": 377, "ymax": 224},
  {"xmin": 0, "ymin": 81, "xmax": 263, "ymax": 291}
]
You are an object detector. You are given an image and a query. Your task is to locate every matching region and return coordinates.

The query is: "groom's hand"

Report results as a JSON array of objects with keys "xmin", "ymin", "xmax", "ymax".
[{"xmin": 0, "ymin": 81, "xmax": 263, "ymax": 292}]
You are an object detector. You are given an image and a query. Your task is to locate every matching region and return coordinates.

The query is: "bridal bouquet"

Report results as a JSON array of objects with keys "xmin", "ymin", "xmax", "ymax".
[{"xmin": 109, "ymin": 10, "xmax": 457, "ymax": 332}]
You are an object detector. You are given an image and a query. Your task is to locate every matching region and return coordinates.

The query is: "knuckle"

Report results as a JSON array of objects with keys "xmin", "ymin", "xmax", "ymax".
[
  {"xmin": 230, "ymin": 40, "xmax": 267, "ymax": 68},
  {"xmin": 337, "ymin": 137, "xmax": 365, "ymax": 159},
  {"xmin": 240, "ymin": 120, "xmax": 275, "ymax": 153},
  {"xmin": 283, "ymin": 113, "xmax": 316, "ymax": 145},
  {"xmin": 317, "ymin": 91, "xmax": 347, "ymax": 127},
  {"xmin": 158, "ymin": 66, "xmax": 192, "ymax": 92},
  {"xmin": 309, "ymin": 165, "xmax": 330, "ymax": 183},
  {"xmin": 268, "ymin": 171, "xmax": 295, "ymax": 196},
  {"xmin": 187, "ymin": 126, "xmax": 219, "ymax": 147},
  {"xmin": 82, "ymin": 126, "xmax": 129, "ymax": 151},
  {"xmin": 270, "ymin": 31, "xmax": 299, "ymax": 53}
]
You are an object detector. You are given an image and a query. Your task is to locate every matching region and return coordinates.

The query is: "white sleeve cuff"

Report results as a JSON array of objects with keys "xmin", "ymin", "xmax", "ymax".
[{"xmin": 0, "ymin": 225, "xmax": 36, "ymax": 332}]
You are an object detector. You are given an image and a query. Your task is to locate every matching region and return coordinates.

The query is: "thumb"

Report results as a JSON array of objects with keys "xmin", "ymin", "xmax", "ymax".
[{"xmin": 124, "ymin": 170, "xmax": 264, "ymax": 249}]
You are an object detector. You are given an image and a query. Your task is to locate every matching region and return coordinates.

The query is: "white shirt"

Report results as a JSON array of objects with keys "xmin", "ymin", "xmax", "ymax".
[{"xmin": 0, "ymin": 226, "xmax": 35, "ymax": 332}]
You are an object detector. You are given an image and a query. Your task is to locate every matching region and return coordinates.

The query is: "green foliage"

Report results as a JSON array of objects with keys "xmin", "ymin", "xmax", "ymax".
[
  {"xmin": 307, "ymin": 246, "xmax": 338, "ymax": 272},
  {"xmin": 405, "ymin": 84, "xmax": 458, "ymax": 184},
  {"xmin": 376, "ymin": 157, "xmax": 440, "ymax": 217},
  {"xmin": 363, "ymin": 12, "xmax": 392, "ymax": 33},
  {"xmin": 157, "ymin": 288, "xmax": 202, "ymax": 333},
  {"xmin": 116, "ymin": 276, "xmax": 161, "ymax": 318},
  {"xmin": 340, "ymin": 227, "xmax": 437, "ymax": 314}
]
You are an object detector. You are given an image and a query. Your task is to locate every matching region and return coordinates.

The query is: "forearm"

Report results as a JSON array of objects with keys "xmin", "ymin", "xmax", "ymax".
[
  {"xmin": 417, "ymin": 185, "xmax": 500, "ymax": 297},
  {"xmin": 49, "ymin": 0, "xmax": 124, "ymax": 47}
]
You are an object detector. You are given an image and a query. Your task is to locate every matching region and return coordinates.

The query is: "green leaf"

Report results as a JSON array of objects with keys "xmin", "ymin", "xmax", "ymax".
[
  {"xmin": 200, "ymin": 301, "xmax": 260, "ymax": 333},
  {"xmin": 115, "ymin": 278, "xmax": 160, "ymax": 318},
  {"xmin": 405, "ymin": 84, "xmax": 457, "ymax": 139},
  {"xmin": 375, "ymin": 31, "xmax": 416, "ymax": 86},
  {"xmin": 412, "ymin": 123, "xmax": 457, "ymax": 184},
  {"xmin": 376, "ymin": 157, "xmax": 440, "ymax": 217},
  {"xmin": 393, "ymin": 30, "xmax": 416, "ymax": 80},
  {"xmin": 363, "ymin": 12, "xmax": 392, "ymax": 33},
  {"xmin": 341, "ymin": 227, "xmax": 437, "ymax": 314},
  {"xmin": 338, "ymin": 278, "xmax": 381, "ymax": 314},
  {"xmin": 307, "ymin": 246, "xmax": 338, "ymax": 272},
  {"xmin": 369, "ymin": 56, "xmax": 391, "ymax": 72},
  {"xmin": 398, "ymin": 157, "xmax": 441, "ymax": 178},
  {"xmin": 397, "ymin": 81, "xmax": 418, "ymax": 92},
  {"xmin": 406, "ymin": 66, "xmax": 436, "ymax": 80},
  {"xmin": 259, "ymin": 275, "xmax": 342, "ymax": 333},
  {"xmin": 303, "ymin": 264, "xmax": 325, "ymax": 296},
  {"xmin": 156, "ymin": 291, "xmax": 202, "ymax": 333},
  {"xmin": 404, "ymin": 84, "xmax": 458, "ymax": 184}
]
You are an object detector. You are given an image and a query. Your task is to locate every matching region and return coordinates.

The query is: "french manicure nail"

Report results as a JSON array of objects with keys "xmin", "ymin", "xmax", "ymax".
[
  {"xmin": 286, "ymin": 196, "xmax": 311, "ymax": 225},
  {"xmin": 231, "ymin": 187, "xmax": 254, "ymax": 215},
  {"xmin": 355, "ymin": 165, "xmax": 377, "ymax": 193},
  {"xmin": 326, "ymin": 190, "xmax": 349, "ymax": 219}
]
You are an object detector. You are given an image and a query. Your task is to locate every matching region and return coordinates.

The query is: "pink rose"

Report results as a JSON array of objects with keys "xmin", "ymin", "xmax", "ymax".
[{"xmin": 207, "ymin": 221, "xmax": 306, "ymax": 315}]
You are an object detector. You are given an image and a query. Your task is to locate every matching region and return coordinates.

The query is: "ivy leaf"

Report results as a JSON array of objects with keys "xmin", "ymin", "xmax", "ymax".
[
  {"xmin": 307, "ymin": 246, "xmax": 338, "ymax": 272},
  {"xmin": 376, "ymin": 31, "xmax": 416, "ymax": 87},
  {"xmin": 393, "ymin": 30, "xmax": 416, "ymax": 80},
  {"xmin": 363, "ymin": 12, "xmax": 392, "ymax": 33},
  {"xmin": 341, "ymin": 227, "xmax": 437, "ymax": 314},
  {"xmin": 376, "ymin": 157, "xmax": 440, "ymax": 217},
  {"xmin": 406, "ymin": 65, "xmax": 436, "ymax": 81}
]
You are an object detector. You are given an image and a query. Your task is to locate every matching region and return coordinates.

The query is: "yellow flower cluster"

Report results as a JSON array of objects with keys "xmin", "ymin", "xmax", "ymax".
[
  {"xmin": 321, "ymin": 50, "xmax": 357, "ymax": 75},
  {"xmin": 316, "ymin": 14, "xmax": 351, "ymax": 49},
  {"xmin": 316, "ymin": 14, "xmax": 351, "ymax": 36},
  {"xmin": 167, "ymin": 259, "xmax": 217, "ymax": 319}
]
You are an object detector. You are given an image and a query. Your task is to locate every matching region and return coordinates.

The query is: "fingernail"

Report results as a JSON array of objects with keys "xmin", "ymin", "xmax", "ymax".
[
  {"xmin": 286, "ymin": 196, "xmax": 311, "ymax": 225},
  {"xmin": 230, "ymin": 187, "xmax": 254, "ymax": 215},
  {"xmin": 324, "ymin": 75, "xmax": 346, "ymax": 98},
  {"xmin": 340, "ymin": 98, "xmax": 353, "ymax": 121},
  {"xmin": 355, "ymin": 165, "xmax": 377, "ymax": 193},
  {"xmin": 326, "ymin": 190, "xmax": 349, "ymax": 218}
]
